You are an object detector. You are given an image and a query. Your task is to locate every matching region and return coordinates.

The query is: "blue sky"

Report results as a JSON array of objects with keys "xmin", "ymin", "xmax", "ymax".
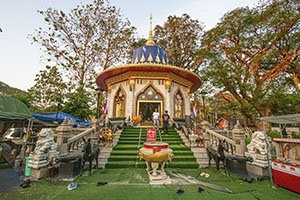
[{"xmin": 0, "ymin": 0, "xmax": 258, "ymax": 91}]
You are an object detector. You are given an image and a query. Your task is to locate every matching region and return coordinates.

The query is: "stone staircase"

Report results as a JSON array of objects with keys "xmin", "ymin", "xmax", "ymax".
[
  {"xmin": 97, "ymin": 129, "xmax": 122, "ymax": 169},
  {"xmin": 105, "ymin": 126, "xmax": 199, "ymax": 168},
  {"xmin": 97, "ymin": 126, "xmax": 228, "ymax": 169},
  {"xmin": 177, "ymin": 129, "xmax": 215, "ymax": 167}
]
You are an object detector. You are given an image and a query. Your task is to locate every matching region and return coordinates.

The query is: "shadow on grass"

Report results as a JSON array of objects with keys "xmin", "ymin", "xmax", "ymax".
[{"xmin": 0, "ymin": 168, "xmax": 299, "ymax": 200}]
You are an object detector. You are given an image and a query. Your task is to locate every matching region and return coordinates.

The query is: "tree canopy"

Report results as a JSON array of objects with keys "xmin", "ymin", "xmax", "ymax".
[
  {"xmin": 30, "ymin": 0, "xmax": 135, "ymax": 94},
  {"xmin": 154, "ymin": 14, "xmax": 203, "ymax": 70},
  {"xmin": 29, "ymin": 0, "xmax": 135, "ymax": 119},
  {"xmin": 198, "ymin": 0, "xmax": 300, "ymax": 129}
]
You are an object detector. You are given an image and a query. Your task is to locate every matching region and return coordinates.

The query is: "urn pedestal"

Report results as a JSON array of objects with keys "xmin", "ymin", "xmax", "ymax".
[{"xmin": 139, "ymin": 142, "xmax": 173, "ymax": 184}]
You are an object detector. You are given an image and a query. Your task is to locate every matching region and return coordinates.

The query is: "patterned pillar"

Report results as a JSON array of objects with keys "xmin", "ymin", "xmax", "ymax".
[
  {"xmin": 232, "ymin": 121, "xmax": 246, "ymax": 157},
  {"xmin": 56, "ymin": 117, "xmax": 72, "ymax": 156}
]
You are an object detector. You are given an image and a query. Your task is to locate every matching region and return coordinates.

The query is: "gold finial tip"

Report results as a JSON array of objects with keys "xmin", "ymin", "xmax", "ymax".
[{"xmin": 145, "ymin": 13, "xmax": 156, "ymax": 46}]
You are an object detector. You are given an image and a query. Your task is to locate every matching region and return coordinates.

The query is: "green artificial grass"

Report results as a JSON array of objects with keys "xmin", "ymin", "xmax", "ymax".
[
  {"xmin": 107, "ymin": 126, "xmax": 198, "ymax": 168},
  {"xmin": 1, "ymin": 168, "xmax": 299, "ymax": 200}
]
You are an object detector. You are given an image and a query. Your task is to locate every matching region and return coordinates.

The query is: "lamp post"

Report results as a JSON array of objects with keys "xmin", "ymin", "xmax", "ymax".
[
  {"xmin": 95, "ymin": 87, "xmax": 103, "ymax": 119},
  {"xmin": 232, "ymin": 105, "xmax": 237, "ymax": 126},
  {"xmin": 200, "ymin": 91, "xmax": 208, "ymax": 121}
]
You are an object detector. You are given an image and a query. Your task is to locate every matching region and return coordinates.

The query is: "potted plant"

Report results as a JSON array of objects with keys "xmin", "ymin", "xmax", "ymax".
[{"xmin": 132, "ymin": 115, "xmax": 142, "ymax": 126}]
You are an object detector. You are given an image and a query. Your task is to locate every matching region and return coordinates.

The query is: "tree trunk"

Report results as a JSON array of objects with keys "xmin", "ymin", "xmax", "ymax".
[{"xmin": 252, "ymin": 107, "xmax": 271, "ymax": 132}]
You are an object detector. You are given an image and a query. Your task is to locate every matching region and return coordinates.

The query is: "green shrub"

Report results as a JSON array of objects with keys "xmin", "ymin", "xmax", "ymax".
[
  {"xmin": 245, "ymin": 137, "xmax": 251, "ymax": 145},
  {"xmin": 292, "ymin": 132, "xmax": 300, "ymax": 139},
  {"xmin": 268, "ymin": 131, "xmax": 281, "ymax": 138}
]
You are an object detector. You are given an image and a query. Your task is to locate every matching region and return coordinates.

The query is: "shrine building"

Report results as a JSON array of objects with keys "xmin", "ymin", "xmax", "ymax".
[{"xmin": 96, "ymin": 15, "xmax": 201, "ymax": 125}]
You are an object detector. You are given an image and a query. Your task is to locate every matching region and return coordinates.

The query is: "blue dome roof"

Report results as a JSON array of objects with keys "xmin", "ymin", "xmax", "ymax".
[{"xmin": 132, "ymin": 45, "xmax": 168, "ymax": 65}]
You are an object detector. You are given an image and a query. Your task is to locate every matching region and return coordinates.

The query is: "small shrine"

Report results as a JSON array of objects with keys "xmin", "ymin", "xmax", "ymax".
[{"xmin": 96, "ymin": 15, "xmax": 201, "ymax": 125}]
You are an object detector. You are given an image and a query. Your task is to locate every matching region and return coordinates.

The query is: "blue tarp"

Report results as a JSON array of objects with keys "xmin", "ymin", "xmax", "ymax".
[{"xmin": 32, "ymin": 112, "xmax": 91, "ymax": 127}]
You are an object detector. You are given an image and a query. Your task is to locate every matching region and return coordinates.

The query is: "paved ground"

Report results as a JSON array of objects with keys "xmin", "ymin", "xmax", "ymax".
[{"xmin": 0, "ymin": 166, "xmax": 21, "ymax": 193}]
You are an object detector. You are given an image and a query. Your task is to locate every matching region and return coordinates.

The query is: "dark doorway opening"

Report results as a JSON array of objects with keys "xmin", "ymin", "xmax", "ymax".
[{"xmin": 138, "ymin": 102, "xmax": 161, "ymax": 122}]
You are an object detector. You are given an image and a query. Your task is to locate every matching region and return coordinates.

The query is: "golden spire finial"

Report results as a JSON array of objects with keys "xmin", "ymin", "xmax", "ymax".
[{"xmin": 145, "ymin": 13, "xmax": 156, "ymax": 46}]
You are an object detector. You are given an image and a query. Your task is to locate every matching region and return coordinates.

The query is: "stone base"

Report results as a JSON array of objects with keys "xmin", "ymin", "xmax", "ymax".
[
  {"xmin": 148, "ymin": 171, "xmax": 172, "ymax": 185},
  {"xmin": 56, "ymin": 159, "xmax": 81, "ymax": 181},
  {"xmin": 30, "ymin": 167, "xmax": 48, "ymax": 179},
  {"xmin": 246, "ymin": 163, "xmax": 270, "ymax": 176}
]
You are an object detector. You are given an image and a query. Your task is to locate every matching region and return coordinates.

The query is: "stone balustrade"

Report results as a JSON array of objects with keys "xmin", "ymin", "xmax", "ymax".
[
  {"xmin": 67, "ymin": 127, "xmax": 95, "ymax": 153},
  {"xmin": 206, "ymin": 129, "xmax": 237, "ymax": 154}
]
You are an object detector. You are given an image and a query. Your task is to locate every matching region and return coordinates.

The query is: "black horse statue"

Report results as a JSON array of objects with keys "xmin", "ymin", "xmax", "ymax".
[
  {"xmin": 207, "ymin": 139, "xmax": 229, "ymax": 170},
  {"xmin": 224, "ymin": 155, "xmax": 262, "ymax": 183},
  {"xmin": 81, "ymin": 138, "xmax": 100, "ymax": 176}
]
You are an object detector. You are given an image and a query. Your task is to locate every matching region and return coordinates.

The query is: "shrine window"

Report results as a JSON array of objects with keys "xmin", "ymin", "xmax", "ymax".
[
  {"xmin": 137, "ymin": 85, "xmax": 163, "ymax": 101},
  {"xmin": 174, "ymin": 90, "xmax": 184, "ymax": 118},
  {"xmin": 113, "ymin": 88, "xmax": 125, "ymax": 117}
]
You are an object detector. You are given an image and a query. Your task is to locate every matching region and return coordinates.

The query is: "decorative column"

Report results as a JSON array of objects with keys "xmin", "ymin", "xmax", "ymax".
[
  {"xmin": 56, "ymin": 117, "xmax": 72, "ymax": 156},
  {"xmin": 165, "ymin": 79, "xmax": 171, "ymax": 114},
  {"xmin": 201, "ymin": 120, "xmax": 210, "ymax": 148},
  {"xmin": 91, "ymin": 118, "xmax": 100, "ymax": 150},
  {"xmin": 185, "ymin": 88, "xmax": 192, "ymax": 127},
  {"xmin": 232, "ymin": 121, "xmax": 246, "ymax": 157},
  {"xmin": 130, "ymin": 78, "xmax": 135, "ymax": 118}
]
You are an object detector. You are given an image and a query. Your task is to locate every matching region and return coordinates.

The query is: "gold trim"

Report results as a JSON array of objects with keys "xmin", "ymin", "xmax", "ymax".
[
  {"xmin": 137, "ymin": 100, "xmax": 163, "ymax": 119},
  {"xmin": 140, "ymin": 54, "xmax": 146, "ymax": 63},
  {"xmin": 97, "ymin": 63, "xmax": 201, "ymax": 84},
  {"xmin": 165, "ymin": 78, "xmax": 171, "ymax": 91},
  {"xmin": 147, "ymin": 52, "xmax": 153, "ymax": 62},
  {"xmin": 112, "ymin": 85, "xmax": 127, "ymax": 118},
  {"xmin": 162, "ymin": 57, "xmax": 166, "ymax": 65},
  {"xmin": 129, "ymin": 78, "xmax": 135, "ymax": 90},
  {"xmin": 145, "ymin": 13, "xmax": 156, "ymax": 46},
  {"xmin": 155, "ymin": 54, "xmax": 161, "ymax": 63},
  {"xmin": 173, "ymin": 87, "xmax": 185, "ymax": 118},
  {"xmin": 134, "ymin": 81, "xmax": 166, "ymax": 118},
  {"xmin": 134, "ymin": 57, "xmax": 138, "ymax": 64},
  {"xmin": 105, "ymin": 71, "xmax": 193, "ymax": 91}
]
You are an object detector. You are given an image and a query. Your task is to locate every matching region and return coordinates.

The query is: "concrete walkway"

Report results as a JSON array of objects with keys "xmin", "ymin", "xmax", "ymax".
[{"xmin": 0, "ymin": 166, "xmax": 21, "ymax": 193}]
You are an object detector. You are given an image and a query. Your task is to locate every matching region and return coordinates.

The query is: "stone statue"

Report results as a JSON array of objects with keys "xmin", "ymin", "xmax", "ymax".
[
  {"xmin": 246, "ymin": 131, "xmax": 269, "ymax": 168},
  {"xmin": 189, "ymin": 133, "xmax": 198, "ymax": 147},
  {"xmin": 247, "ymin": 131, "xmax": 267, "ymax": 155},
  {"xmin": 28, "ymin": 128, "xmax": 59, "ymax": 169},
  {"xmin": 98, "ymin": 128, "xmax": 106, "ymax": 146}
]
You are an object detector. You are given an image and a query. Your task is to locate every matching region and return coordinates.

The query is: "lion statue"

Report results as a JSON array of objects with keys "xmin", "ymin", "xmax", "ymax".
[{"xmin": 247, "ymin": 131, "xmax": 267, "ymax": 155}]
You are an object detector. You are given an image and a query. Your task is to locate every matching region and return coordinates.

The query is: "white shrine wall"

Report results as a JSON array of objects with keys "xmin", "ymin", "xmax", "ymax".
[{"xmin": 107, "ymin": 79, "xmax": 191, "ymax": 119}]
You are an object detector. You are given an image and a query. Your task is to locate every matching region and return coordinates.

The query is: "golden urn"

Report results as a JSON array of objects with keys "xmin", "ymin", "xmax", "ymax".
[{"xmin": 139, "ymin": 141, "xmax": 173, "ymax": 177}]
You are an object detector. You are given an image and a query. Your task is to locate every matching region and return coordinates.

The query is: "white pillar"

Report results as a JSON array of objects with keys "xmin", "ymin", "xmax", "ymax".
[
  {"xmin": 185, "ymin": 92, "xmax": 191, "ymax": 116},
  {"xmin": 166, "ymin": 89, "xmax": 171, "ymax": 114},
  {"xmin": 131, "ymin": 88, "xmax": 135, "ymax": 118},
  {"xmin": 108, "ymin": 92, "xmax": 113, "ymax": 118}
]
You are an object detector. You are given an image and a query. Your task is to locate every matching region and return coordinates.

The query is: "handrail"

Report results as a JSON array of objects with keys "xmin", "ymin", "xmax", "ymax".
[
  {"xmin": 159, "ymin": 129, "xmax": 162, "ymax": 142},
  {"xmin": 206, "ymin": 129, "xmax": 236, "ymax": 154},
  {"xmin": 67, "ymin": 127, "xmax": 95, "ymax": 153},
  {"xmin": 135, "ymin": 128, "xmax": 142, "ymax": 167},
  {"xmin": 206, "ymin": 129, "xmax": 235, "ymax": 145},
  {"xmin": 181, "ymin": 125, "xmax": 189, "ymax": 138},
  {"xmin": 68, "ymin": 127, "xmax": 95, "ymax": 144}
]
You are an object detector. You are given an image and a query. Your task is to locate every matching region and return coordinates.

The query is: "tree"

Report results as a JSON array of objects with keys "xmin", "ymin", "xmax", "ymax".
[
  {"xmin": 29, "ymin": 65, "xmax": 67, "ymax": 110},
  {"xmin": 154, "ymin": 14, "xmax": 203, "ymax": 70},
  {"xmin": 29, "ymin": 0, "xmax": 136, "ymax": 119},
  {"xmin": 128, "ymin": 38, "xmax": 147, "ymax": 63},
  {"xmin": 61, "ymin": 92, "xmax": 91, "ymax": 121},
  {"xmin": 198, "ymin": 0, "xmax": 300, "ymax": 129},
  {"xmin": 30, "ymin": 0, "xmax": 136, "ymax": 96}
]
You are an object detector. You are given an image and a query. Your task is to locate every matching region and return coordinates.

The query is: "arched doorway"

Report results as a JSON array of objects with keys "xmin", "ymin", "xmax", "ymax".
[
  {"xmin": 113, "ymin": 88, "xmax": 126, "ymax": 117},
  {"xmin": 174, "ymin": 90, "xmax": 184, "ymax": 118},
  {"xmin": 136, "ymin": 84, "xmax": 164, "ymax": 123}
]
